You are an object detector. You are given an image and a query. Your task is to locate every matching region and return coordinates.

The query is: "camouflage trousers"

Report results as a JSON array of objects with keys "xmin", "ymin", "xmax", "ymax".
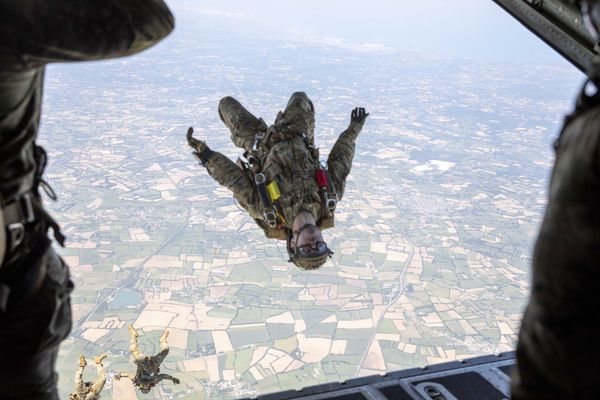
[
  {"xmin": 511, "ymin": 92, "xmax": 600, "ymax": 398},
  {"xmin": 218, "ymin": 92, "xmax": 315, "ymax": 153},
  {"xmin": 0, "ymin": 236, "xmax": 73, "ymax": 400},
  {"xmin": 130, "ymin": 329, "xmax": 169, "ymax": 368},
  {"xmin": 74, "ymin": 362, "xmax": 106, "ymax": 399},
  {"xmin": 120, "ymin": 328, "xmax": 170, "ymax": 384}
]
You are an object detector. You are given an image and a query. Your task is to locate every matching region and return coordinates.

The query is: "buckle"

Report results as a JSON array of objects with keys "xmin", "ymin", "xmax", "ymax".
[
  {"xmin": 3, "ymin": 193, "xmax": 36, "ymax": 252},
  {"xmin": 326, "ymin": 198, "xmax": 337, "ymax": 215},
  {"xmin": 247, "ymin": 153, "xmax": 259, "ymax": 168},
  {"xmin": 265, "ymin": 209, "xmax": 278, "ymax": 228},
  {"xmin": 7, "ymin": 223, "xmax": 25, "ymax": 250}
]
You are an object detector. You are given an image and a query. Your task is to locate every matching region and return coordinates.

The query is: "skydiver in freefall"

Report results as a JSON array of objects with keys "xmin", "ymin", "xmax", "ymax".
[
  {"xmin": 187, "ymin": 92, "xmax": 368, "ymax": 269},
  {"xmin": 116, "ymin": 325, "xmax": 180, "ymax": 393},
  {"xmin": 69, "ymin": 354, "xmax": 107, "ymax": 400}
]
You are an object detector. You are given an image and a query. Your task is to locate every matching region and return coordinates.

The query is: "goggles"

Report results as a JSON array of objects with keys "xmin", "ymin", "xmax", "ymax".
[
  {"xmin": 286, "ymin": 225, "xmax": 333, "ymax": 269},
  {"xmin": 297, "ymin": 241, "xmax": 329, "ymax": 257}
]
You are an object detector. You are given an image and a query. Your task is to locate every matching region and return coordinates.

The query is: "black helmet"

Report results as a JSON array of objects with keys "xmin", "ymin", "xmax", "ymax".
[
  {"xmin": 286, "ymin": 225, "xmax": 333, "ymax": 270},
  {"xmin": 139, "ymin": 383, "xmax": 153, "ymax": 394}
]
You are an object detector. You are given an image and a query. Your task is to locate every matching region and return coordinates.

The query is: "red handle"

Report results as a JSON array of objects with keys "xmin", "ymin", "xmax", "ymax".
[{"xmin": 316, "ymin": 169, "xmax": 328, "ymax": 187}]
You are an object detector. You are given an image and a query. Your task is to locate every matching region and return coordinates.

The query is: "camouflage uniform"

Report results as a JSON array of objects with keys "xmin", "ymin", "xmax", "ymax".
[
  {"xmin": 0, "ymin": 2, "xmax": 173, "ymax": 398},
  {"xmin": 511, "ymin": 67, "xmax": 600, "ymax": 398},
  {"xmin": 202, "ymin": 93, "xmax": 364, "ymax": 239},
  {"xmin": 70, "ymin": 355, "xmax": 107, "ymax": 400},
  {"xmin": 118, "ymin": 327, "xmax": 179, "ymax": 392}
]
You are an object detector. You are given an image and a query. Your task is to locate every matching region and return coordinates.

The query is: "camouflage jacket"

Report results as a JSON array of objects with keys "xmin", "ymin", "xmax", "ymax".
[
  {"xmin": 205, "ymin": 123, "xmax": 363, "ymax": 239},
  {"xmin": 511, "ymin": 69, "xmax": 600, "ymax": 399}
]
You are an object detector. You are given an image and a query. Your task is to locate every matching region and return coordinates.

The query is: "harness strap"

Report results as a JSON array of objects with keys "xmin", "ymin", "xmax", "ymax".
[
  {"xmin": 2, "ymin": 193, "xmax": 35, "ymax": 254},
  {"xmin": 0, "ymin": 191, "xmax": 64, "ymax": 266},
  {"xmin": 1, "ymin": 145, "xmax": 65, "ymax": 270},
  {"xmin": 245, "ymin": 127, "xmax": 335, "ymax": 231},
  {"xmin": 315, "ymin": 167, "xmax": 337, "ymax": 218},
  {"xmin": 255, "ymin": 173, "xmax": 277, "ymax": 228}
]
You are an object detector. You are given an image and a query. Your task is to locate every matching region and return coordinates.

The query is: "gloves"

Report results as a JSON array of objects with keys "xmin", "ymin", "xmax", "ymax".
[
  {"xmin": 350, "ymin": 107, "xmax": 369, "ymax": 126},
  {"xmin": 186, "ymin": 127, "xmax": 208, "ymax": 153},
  {"xmin": 186, "ymin": 127, "xmax": 214, "ymax": 166},
  {"xmin": 94, "ymin": 354, "xmax": 107, "ymax": 365}
]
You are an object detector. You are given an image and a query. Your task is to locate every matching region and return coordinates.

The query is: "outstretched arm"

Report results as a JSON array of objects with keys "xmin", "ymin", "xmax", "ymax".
[
  {"xmin": 116, "ymin": 372, "xmax": 135, "ymax": 381},
  {"xmin": 206, "ymin": 152, "xmax": 256, "ymax": 206},
  {"xmin": 157, "ymin": 373, "xmax": 180, "ymax": 385},
  {"xmin": 74, "ymin": 356, "xmax": 86, "ymax": 395},
  {"xmin": 327, "ymin": 108, "xmax": 369, "ymax": 200},
  {"xmin": 152, "ymin": 329, "xmax": 170, "ymax": 366},
  {"xmin": 187, "ymin": 127, "xmax": 256, "ymax": 208},
  {"xmin": 87, "ymin": 358, "xmax": 107, "ymax": 398},
  {"xmin": 0, "ymin": 0, "xmax": 174, "ymax": 66}
]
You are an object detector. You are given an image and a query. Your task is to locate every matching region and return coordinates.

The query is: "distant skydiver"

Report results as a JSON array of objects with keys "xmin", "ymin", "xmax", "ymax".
[
  {"xmin": 187, "ymin": 93, "xmax": 369, "ymax": 269},
  {"xmin": 69, "ymin": 355, "xmax": 107, "ymax": 400},
  {"xmin": 0, "ymin": 1, "xmax": 173, "ymax": 398},
  {"xmin": 116, "ymin": 325, "xmax": 180, "ymax": 393},
  {"xmin": 511, "ymin": 1, "xmax": 600, "ymax": 398}
]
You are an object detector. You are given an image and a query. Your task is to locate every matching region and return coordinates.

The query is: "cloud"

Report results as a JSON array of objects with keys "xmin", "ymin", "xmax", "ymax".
[{"xmin": 294, "ymin": 35, "xmax": 393, "ymax": 54}]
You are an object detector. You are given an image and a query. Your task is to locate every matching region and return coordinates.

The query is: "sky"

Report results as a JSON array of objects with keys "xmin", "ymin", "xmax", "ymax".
[{"xmin": 172, "ymin": 0, "xmax": 582, "ymax": 69}]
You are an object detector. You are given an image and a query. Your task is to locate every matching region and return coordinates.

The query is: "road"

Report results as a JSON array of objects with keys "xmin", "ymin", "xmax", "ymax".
[{"xmin": 354, "ymin": 236, "xmax": 414, "ymax": 376}]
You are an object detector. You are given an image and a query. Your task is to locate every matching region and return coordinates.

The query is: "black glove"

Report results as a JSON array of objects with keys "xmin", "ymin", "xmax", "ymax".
[
  {"xmin": 186, "ymin": 127, "xmax": 208, "ymax": 153},
  {"xmin": 186, "ymin": 127, "xmax": 213, "ymax": 165},
  {"xmin": 350, "ymin": 107, "xmax": 369, "ymax": 125}
]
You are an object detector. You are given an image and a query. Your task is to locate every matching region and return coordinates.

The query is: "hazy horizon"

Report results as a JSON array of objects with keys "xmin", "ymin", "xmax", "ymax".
[{"xmin": 169, "ymin": 0, "xmax": 583, "ymax": 68}]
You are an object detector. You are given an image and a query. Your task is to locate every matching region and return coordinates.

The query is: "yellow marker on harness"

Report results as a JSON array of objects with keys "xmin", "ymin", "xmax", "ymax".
[{"xmin": 266, "ymin": 181, "xmax": 281, "ymax": 201}]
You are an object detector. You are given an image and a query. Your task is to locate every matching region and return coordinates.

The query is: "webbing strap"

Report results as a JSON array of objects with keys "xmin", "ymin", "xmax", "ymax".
[
  {"xmin": 0, "ymin": 205, "xmax": 5, "ymax": 266},
  {"xmin": 1, "ymin": 193, "xmax": 35, "ymax": 256},
  {"xmin": 1, "ymin": 191, "xmax": 65, "ymax": 267}
]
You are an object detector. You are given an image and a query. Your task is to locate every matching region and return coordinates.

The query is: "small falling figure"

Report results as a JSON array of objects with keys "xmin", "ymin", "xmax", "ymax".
[
  {"xmin": 116, "ymin": 325, "xmax": 180, "ymax": 393},
  {"xmin": 69, "ymin": 354, "xmax": 107, "ymax": 400}
]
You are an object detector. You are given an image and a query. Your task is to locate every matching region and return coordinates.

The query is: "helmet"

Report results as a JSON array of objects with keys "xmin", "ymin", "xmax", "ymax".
[
  {"xmin": 140, "ymin": 384, "xmax": 152, "ymax": 394},
  {"xmin": 286, "ymin": 225, "xmax": 333, "ymax": 270},
  {"xmin": 276, "ymin": 92, "xmax": 315, "ymax": 138}
]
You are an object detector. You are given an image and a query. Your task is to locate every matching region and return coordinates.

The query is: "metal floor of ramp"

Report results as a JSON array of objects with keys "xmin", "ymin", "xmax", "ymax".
[{"xmin": 242, "ymin": 352, "xmax": 515, "ymax": 400}]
